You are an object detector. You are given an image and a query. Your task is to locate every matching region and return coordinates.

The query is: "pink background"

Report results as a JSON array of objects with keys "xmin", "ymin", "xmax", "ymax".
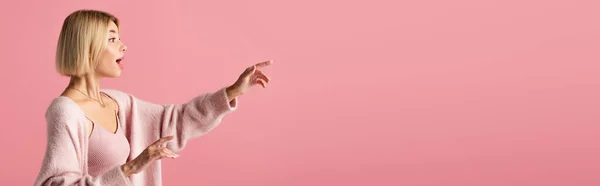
[{"xmin": 1, "ymin": 0, "xmax": 599, "ymax": 185}]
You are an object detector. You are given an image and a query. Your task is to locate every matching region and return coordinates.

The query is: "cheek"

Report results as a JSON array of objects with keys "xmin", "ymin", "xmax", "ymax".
[
  {"xmin": 99, "ymin": 47, "xmax": 118, "ymax": 61},
  {"xmin": 95, "ymin": 53, "xmax": 114, "ymax": 69},
  {"xmin": 107, "ymin": 46, "xmax": 120, "ymax": 56}
]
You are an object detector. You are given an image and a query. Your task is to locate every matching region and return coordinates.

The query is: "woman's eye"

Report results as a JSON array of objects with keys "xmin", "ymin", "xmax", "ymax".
[{"xmin": 109, "ymin": 38, "xmax": 115, "ymax": 42}]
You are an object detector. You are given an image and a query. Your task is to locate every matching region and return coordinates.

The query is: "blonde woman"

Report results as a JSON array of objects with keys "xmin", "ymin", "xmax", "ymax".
[{"xmin": 34, "ymin": 9, "xmax": 272, "ymax": 186}]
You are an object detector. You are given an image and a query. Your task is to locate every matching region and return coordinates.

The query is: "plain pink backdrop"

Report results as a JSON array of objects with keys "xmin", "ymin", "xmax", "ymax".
[{"xmin": 1, "ymin": 0, "xmax": 599, "ymax": 185}]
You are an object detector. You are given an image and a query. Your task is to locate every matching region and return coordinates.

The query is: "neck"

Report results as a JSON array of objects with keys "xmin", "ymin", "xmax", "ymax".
[{"xmin": 67, "ymin": 73, "xmax": 103, "ymax": 100}]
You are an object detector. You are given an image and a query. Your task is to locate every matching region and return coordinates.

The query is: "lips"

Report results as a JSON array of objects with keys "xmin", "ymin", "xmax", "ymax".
[{"xmin": 116, "ymin": 57, "xmax": 124, "ymax": 68}]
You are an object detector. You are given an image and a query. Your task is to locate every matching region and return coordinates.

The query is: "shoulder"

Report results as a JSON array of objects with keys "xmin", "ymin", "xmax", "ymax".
[{"xmin": 44, "ymin": 96, "xmax": 85, "ymax": 130}]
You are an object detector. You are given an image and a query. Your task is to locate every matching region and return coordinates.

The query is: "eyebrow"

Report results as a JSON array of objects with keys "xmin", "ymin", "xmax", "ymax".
[{"xmin": 109, "ymin": 30, "xmax": 119, "ymax": 34}]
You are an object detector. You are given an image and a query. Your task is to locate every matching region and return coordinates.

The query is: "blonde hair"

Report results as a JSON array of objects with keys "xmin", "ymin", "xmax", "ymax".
[{"xmin": 55, "ymin": 9, "xmax": 119, "ymax": 77}]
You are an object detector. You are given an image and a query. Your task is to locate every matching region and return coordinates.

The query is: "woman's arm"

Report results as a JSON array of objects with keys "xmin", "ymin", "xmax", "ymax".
[
  {"xmin": 107, "ymin": 61, "xmax": 272, "ymax": 152},
  {"xmin": 120, "ymin": 86, "xmax": 238, "ymax": 152},
  {"xmin": 162, "ymin": 87, "xmax": 238, "ymax": 151}
]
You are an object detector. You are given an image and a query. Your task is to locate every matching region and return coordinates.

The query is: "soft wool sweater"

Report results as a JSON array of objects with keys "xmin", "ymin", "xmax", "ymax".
[{"xmin": 34, "ymin": 87, "xmax": 237, "ymax": 186}]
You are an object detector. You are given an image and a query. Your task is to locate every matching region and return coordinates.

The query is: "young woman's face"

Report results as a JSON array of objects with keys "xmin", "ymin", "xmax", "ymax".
[{"xmin": 95, "ymin": 21, "xmax": 127, "ymax": 78}]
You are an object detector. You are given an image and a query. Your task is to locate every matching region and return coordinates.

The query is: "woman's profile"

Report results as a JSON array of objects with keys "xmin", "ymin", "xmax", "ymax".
[{"xmin": 34, "ymin": 9, "xmax": 273, "ymax": 186}]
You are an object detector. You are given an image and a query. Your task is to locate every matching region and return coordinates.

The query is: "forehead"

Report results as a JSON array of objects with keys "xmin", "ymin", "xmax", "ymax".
[{"xmin": 107, "ymin": 21, "xmax": 119, "ymax": 34}]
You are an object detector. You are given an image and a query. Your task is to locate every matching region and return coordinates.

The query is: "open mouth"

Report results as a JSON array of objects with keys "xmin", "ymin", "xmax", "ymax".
[{"xmin": 116, "ymin": 57, "xmax": 123, "ymax": 64}]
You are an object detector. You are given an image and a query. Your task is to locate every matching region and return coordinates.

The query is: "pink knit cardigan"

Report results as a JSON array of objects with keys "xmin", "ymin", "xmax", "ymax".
[{"xmin": 34, "ymin": 87, "xmax": 237, "ymax": 186}]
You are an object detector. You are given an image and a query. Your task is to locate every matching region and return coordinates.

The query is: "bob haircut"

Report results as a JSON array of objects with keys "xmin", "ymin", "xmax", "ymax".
[{"xmin": 55, "ymin": 9, "xmax": 119, "ymax": 77}]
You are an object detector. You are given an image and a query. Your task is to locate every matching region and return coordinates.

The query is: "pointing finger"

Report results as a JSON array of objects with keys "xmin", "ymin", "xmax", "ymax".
[{"xmin": 254, "ymin": 60, "xmax": 273, "ymax": 68}]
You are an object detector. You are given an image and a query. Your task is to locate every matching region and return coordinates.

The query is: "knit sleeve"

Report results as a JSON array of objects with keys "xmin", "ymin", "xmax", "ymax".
[
  {"xmin": 113, "ymin": 87, "xmax": 237, "ymax": 152},
  {"xmin": 34, "ymin": 102, "xmax": 131, "ymax": 186}
]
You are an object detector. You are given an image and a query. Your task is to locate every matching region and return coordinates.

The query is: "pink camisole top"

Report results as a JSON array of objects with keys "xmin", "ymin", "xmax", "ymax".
[{"xmin": 86, "ymin": 111, "xmax": 131, "ymax": 177}]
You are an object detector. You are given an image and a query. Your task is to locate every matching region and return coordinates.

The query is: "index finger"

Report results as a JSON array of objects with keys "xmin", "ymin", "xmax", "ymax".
[
  {"xmin": 152, "ymin": 136, "xmax": 174, "ymax": 146},
  {"xmin": 254, "ymin": 60, "xmax": 274, "ymax": 68}
]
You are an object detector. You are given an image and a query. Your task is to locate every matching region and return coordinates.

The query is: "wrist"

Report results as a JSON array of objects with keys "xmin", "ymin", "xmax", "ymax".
[{"xmin": 226, "ymin": 85, "xmax": 242, "ymax": 100}]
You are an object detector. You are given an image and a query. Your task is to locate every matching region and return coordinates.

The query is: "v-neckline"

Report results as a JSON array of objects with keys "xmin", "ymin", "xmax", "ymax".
[{"xmin": 87, "ymin": 110, "xmax": 120, "ymax": 135}]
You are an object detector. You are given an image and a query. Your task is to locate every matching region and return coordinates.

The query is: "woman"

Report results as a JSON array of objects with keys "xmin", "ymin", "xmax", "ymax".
[{"xmin": 34, "ymin": 9, "xmax": 272, "ymax": 186}]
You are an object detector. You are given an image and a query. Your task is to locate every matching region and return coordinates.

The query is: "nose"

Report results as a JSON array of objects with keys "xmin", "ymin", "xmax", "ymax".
[{"xmin": 122, "ymin": 44, "xmax": 127, "ymax": 52}]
